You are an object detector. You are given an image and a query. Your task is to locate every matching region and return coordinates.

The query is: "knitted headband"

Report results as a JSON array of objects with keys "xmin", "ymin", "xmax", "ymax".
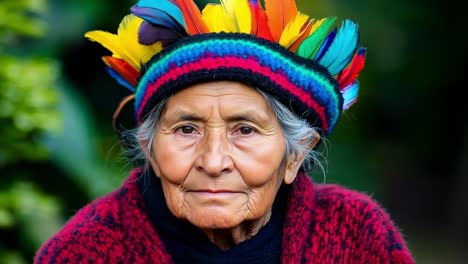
[{"xmin": 85, "ymin": 0, "xmax": 366, "ymax": 136}]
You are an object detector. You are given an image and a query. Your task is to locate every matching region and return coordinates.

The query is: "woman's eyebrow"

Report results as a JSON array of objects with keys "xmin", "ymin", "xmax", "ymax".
[
  {"xmin": 224, "ymin": 111, "xmax": 269, "ymax": 124},
  {"xmin": 165, "ymin": 110, "xmax": 206, "ymax": 122}
]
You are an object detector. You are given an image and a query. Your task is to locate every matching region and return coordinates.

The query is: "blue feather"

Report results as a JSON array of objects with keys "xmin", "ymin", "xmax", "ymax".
[
  {"xmin": 314, "ymin": 28, "xmax": 337, "ymax": 62},
  {"xmin": 105, "ymin": 67, "xmax": 135, "ymax": 92},
  {"xmin": 131, "ymin": 0, "xmax": 186, "ymax": 32},
  {"xmin": 318, "ymin": 20, "xmax": 359, "ymax": 76},
  {"xmin": 138, "ymin": 21, "xmax": 182, "ymax": 45},
  {"xmin": 341, "ymin": 81, "xmax": 359, "ymax": 110}
]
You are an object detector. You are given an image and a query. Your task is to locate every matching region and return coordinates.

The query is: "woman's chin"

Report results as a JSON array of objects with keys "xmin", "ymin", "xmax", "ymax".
[{"xmin": 187, "ymin": 211, "xmax": 244, "ymax": 230}]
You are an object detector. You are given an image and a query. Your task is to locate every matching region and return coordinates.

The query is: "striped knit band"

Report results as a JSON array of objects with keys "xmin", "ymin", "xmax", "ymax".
[{"xmin": 136, "ymin": 33, "xmax": 343, "ymax": 135}]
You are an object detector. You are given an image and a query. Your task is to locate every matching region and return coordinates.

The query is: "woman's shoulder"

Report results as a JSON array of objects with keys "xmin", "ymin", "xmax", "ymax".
[
  {"xmin": 313, "ymin": 182, "xmax": 382, "ymax": 208},
  {"xmin": 33, "ymin": 186, "xmax": 134, "ymax": 263},
  {"xmin": 312, "ymin": 182, "xmax": 401, "ymax": 241},
  {"xmin": 310, "ymin": 182, "xmax": 415, "ymax": 263},
  {"xmin": 33, "ymin": 169, "xmax": 170, "ymax": 263},
  {"xmin": 294, "ymin": 174, "xmax": 390, "ymax": 215}
]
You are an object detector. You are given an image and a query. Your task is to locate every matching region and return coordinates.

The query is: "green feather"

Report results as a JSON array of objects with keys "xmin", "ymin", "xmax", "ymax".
[{"xmin": 297, "ymin": 16, "xmax": 337, "ymax": 59}]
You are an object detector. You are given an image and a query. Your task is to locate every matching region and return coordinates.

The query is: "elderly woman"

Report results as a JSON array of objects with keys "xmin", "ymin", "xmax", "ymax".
[{"xmin": 35, "ymin": 0, "xmax": 415, "ymax": 263}]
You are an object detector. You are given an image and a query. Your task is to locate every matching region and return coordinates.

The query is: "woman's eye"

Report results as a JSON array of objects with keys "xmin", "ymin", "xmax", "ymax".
[
  {"xmin": 179, "ymin": 126, "xmax": 195, "ymax": 134},
  {"xmin": 239, "ymin": 126, "xmax": 254, "ymax": 135}
]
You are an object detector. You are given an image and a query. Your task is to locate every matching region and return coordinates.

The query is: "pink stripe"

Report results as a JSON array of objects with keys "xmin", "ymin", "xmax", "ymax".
[{"xmin": 138, "ymin": 56, "xmax": 329, "ymax": 131}]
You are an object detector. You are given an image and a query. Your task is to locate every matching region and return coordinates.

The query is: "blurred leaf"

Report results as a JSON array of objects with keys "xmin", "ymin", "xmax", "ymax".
[
  {"xmin": 0, "ymin": 181, "xmax": 65, "ymax": 250},
  {"xmin": 0, "ymin": 0, "xmax": 47, "ymax": 38},
  {"xmin": 43, "ymin": 81, "xmax": 126, "ymax": 198},
  {"xmin": 10, "ymin": 182, "xmax": 64, "ymax": 248},
  {"xmin": 0, "ymin": 56, "xmax": 61, "ymax": 165},
  {"xmin": 0, "ymin": 251, "xmax": 27, "ymax": 264},
  {"xmin": 0, "ymin": 208, "xmax": 14, "ymax": 228}
]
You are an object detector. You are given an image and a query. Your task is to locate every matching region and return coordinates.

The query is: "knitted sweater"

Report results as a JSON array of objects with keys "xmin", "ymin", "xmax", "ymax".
[{"xmin": 34, "ymin": 169, "xmax": 415, "ymax": 263}]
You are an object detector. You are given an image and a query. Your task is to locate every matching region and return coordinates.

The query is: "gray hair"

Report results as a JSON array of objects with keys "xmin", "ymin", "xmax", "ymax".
[{"xmin": 122, "ymin": 88, "xmax": 325, "ymax": 176}]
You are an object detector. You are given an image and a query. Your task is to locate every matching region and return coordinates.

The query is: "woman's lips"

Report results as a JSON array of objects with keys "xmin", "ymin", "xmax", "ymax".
[
  {"xmin": 188, "ymin": 190, "xmax": 242, "ymax": 198},
  {"xmin": 192, "ymin": 190, "xmax": 237, "ymax": 193}
]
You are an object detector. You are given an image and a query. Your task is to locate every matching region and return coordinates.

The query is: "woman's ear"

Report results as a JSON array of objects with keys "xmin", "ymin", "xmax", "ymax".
[
  {"xmin": 283, "ymin": 153, "xmax": 305, "ymax": 184},
  {"xmin": 309, "ymin": 130, "xmax": 321, "ymax": 149},
  {"xmin": 283, "ymin": 132, "xmax": 321, "ymax": 184}
]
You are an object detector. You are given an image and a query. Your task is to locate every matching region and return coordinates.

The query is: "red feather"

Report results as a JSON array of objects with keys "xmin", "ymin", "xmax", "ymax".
[
  {"xmin": 337, "ymin": 48, "xmax": 366, "ymax": 89},
  {"xmin": 174, "ymin": 0, "xmax": 209, "ymax": 35},
  {"xmin": 249, "ymin": 0, "xmax": 274, "ymax": 41},
  {"xmin": 102, "ymin": 56, "xmax": 140, "ymax": 86}
]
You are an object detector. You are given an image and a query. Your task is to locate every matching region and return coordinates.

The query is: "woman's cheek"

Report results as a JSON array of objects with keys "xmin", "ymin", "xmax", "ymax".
[
  {"xmin": 233, "ymin": 137, "xmax": 285, "ymax": 187},
  {"xmin": 153, "ymin": 133, "xmax": 196, "ymax": 183},
  {"xmin": 245, "ymin": 182, "xmax": 279, "ymax": 219},
  {"xmin": 160, "ymin": 180, "xmax": 187, "ymax": 219}
]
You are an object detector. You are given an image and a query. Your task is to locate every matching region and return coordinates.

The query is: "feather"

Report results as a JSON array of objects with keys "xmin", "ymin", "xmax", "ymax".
[
  {"xmin": 102, "ymin": 56, "xmax": 140, "ymax": 87},
  {"xmin": 85, "ymin": 14, "xmax": 163, "ymax": 70},
  {"xmin": 314, "ymin": 27, "xmax": 337, "ymax": 62},
  {"xmin": 138, "ymin": 20, "xmax": 182, "ymax": 46},
  {"xmin": 341, "ymin": 81, "xmax": 359, "ymax": 110},
  {"xmin": 85, "ymin": 30, "xmax": 122, "ymax": 58},
  {"xmin": 265, "ymin": 0, "xmax": 298, "ymax": 41},
  {"xmin": 297, "ymin": 17, "xmax": 336, "ymax": 59},
  {"xmin": 202, "ymin": 4, "xmax": 235, "ymax": 32},
  {"xmin": 248, "ymin": 0, "xmax": 273, "ymax": 40},
  {"xmin": 289, "ymin": 19, "xmax": 312, "ymax": 53},
  {"xmin": 278, "ymin": 12, "xmax": 311, "ymax": 50},
  {"xmin": 338, "ymin": 47, "xmax": 366, "ymax": 89},
  {"xmin": 317, "ymin": 20, "xmax": 359, "ymax": 76},
  {"xmin": 220, "ymin": 0, "xmax": 251, "ymax": 33},
  {"xmin": 249, "ymin": 0, "xmax": 259, "ymax": 35},
  {"xmin": 174, "ymin": 0, "xmax": 209, "ymax": 35},
  {"xmin": 105, "ymin": 67, "xmax": 136, "ymax": 92},
  {"xmin": 130, "ymin": 0, "xmax": 186, "ymax": 34}
]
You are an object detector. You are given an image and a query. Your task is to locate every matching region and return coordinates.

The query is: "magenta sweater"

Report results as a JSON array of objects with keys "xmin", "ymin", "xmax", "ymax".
[{"xmin": 34, "ymin": 169, "xmax": 415, "ymax": 263}]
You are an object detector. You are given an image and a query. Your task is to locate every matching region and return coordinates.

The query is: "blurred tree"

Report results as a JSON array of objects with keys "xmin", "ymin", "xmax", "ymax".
[{"xmin": 0, "ymin": 0, "xmax": 65, "ymax": 263}]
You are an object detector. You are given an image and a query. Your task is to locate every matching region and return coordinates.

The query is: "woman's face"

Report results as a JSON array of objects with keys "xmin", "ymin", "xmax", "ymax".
[{"xmin": 147, "ymin": 81, "xmax": 301, "ymax": 230}]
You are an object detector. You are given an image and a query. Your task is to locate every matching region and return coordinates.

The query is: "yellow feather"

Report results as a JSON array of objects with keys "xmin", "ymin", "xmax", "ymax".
[
  {"xmin": 220, "ymin": 0, "xmax": 251, "ymax": 33},
  {"xmin": 279, "ymin": 12, "xmax": 310, "ymax": 49},
  {"xmin": 117, "ymin": 14, "xmax": 162, "ymax": 67},
  {"xmin": 85, "ymin": 14, "xmax": 162, "ymax": 70},
  {"xmin": 84, "ymin": 30, "xmax": 124, "ymax": 59},
  {"xmin": 202, "ymin": 4, "xmax": 235, "ymax": 32},
  {"xmin": 309, "ymin": 18, "xmax": 326, "ymax": 36}
]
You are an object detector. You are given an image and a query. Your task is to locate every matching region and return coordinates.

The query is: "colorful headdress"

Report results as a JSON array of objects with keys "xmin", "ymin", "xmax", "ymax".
[{"xmin": 85, "ymin": 0, "xmax": 366, "ymax": 136}]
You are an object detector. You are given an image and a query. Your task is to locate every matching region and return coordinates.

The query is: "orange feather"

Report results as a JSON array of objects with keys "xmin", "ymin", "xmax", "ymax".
[
  {"xmin": 264, "ymin": 0, "xmax": 298, "ymax": 41},
  {"xmin": 174, "ymin": 0, "xmax": 209, "ymax": 35},
  {"xmin": 102, "ymin": 56, "xmax": 140, "ymax": 86}
]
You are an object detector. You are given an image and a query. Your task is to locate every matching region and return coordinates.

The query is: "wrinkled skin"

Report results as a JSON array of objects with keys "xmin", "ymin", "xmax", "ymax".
[{"xmin": 143, "ymin": 81, "xmax": 305, "ymax": 250}]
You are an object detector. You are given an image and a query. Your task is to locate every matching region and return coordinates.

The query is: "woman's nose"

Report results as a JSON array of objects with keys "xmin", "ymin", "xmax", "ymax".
[{"xmin": 195, "ymin": 131, "xmax": 234, "ymax": 177}]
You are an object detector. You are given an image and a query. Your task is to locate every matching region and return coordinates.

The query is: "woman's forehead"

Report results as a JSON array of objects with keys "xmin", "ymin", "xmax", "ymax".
[
  {"xmin": 163, "ymin": 81, "xmax": 273, "ymax": 119},
  {"xmin": 173, "ymin": 81, "xmax": 261, "ymax": 98}
]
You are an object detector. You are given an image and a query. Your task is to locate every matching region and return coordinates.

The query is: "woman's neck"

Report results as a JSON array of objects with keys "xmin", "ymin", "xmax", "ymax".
[{"xmin": 200, "ymin": 210, "xmax": 273, "ymax": 251}]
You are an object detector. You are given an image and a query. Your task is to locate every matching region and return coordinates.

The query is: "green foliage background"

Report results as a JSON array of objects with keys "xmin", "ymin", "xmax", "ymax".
[{"xmin": 0, "ymin": 0, "xmax": 466, "ymax": 263}]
